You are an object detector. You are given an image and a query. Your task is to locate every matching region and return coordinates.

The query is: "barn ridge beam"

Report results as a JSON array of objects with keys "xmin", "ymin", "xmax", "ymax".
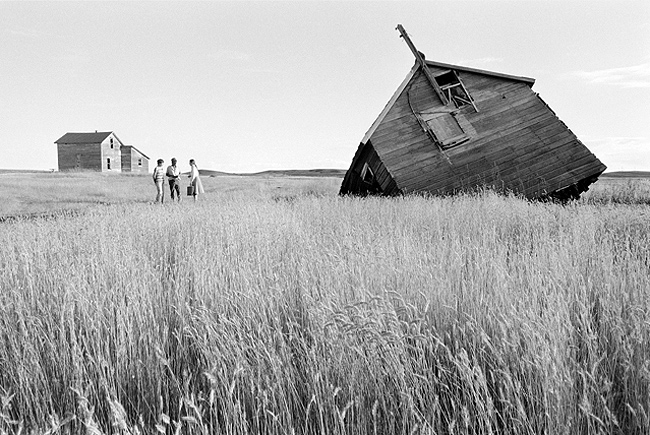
[{"xmin": 396, "ymin": 24, "xmax": 449, "ymax": 106}]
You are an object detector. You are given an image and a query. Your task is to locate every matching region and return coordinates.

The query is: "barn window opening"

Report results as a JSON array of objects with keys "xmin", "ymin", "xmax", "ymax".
[
  {"xmin": 360, "ymin": 163, "xmax": 375, "ymax": 185},
  {"xmin": 434, "ymin": 71, "xmax": 475, "ymax": 110},
  {"xmin": 138, "ymin": 159, "xmax": 142, "ymax": 167},
  {"xmin": 107, "ymin": 158, "xmax": 111, "ymax": 169}
]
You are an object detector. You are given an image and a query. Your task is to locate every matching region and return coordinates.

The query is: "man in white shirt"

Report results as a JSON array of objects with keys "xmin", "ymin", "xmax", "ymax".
[{"xmin": 166, "ymin": 158, "xmax": 182, "ymax": 202}]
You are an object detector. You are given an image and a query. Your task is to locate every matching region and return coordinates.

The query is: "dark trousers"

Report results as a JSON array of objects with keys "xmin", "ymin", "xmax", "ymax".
[{"xmin": 169, "ymin": 179, "xmax": 181, "ymax": 201}]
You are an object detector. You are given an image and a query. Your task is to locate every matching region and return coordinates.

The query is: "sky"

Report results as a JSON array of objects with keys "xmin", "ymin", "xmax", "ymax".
[{"xmin": 1, "ymin": 0, "xmax": 648, "ymax": 173}]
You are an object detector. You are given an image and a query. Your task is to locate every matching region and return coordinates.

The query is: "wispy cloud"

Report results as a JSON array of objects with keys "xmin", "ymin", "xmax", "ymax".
[
  {"xmin": 582, "ymin": 136, "xmax": 650, "ymax": 171},
  {"xmin": 572, "ymin": 62, "xmax": 650, "ymax": 89}
]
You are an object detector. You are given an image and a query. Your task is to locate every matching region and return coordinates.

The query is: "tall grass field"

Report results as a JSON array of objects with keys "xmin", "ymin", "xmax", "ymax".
[{"xmin": 0, "ymin": 172, "xmax": 649, "ymax": 434}]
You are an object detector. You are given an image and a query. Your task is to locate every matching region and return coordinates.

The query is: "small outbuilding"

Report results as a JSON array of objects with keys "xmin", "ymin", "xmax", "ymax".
[
  {"xmin": 340, "ymin": 26, "xmax": 606, "ymax": 200},
  {"xmin": 120, "ymin": 145, "xmax": 150, "ymax": 173}
]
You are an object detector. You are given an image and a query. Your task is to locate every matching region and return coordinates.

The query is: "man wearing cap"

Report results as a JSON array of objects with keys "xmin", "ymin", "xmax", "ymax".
[{"xmin": 166, "ymin": 158, "xmax": 182, "ymax": 202}]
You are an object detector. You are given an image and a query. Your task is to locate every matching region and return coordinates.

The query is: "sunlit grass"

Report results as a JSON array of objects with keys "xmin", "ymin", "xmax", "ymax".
[
  {"xmin": 582, "ymin": 178, "xmax": 650, "ymax": 205},
  {"xmin": 0, "ymin": 175, "xmax": 649, "ymax": 434}
]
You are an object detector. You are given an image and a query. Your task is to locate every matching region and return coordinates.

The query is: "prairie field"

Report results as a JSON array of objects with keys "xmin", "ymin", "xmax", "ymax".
[{"xmin": 0, "ymin": 172, "xmax": 649, "ymax": 434}]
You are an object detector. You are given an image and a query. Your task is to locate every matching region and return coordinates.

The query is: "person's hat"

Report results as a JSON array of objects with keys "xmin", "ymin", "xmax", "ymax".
[
  {"xmin": 157, "ymin": 159, "xmax": 164, "ymax": 164},
  {"xmin": 171, "ymin": 158, "xmax": 177, "ymax": 163}
]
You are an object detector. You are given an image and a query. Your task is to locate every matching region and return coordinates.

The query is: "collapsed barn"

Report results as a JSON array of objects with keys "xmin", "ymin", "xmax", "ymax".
[{"xmin": 340, "ymin": 25, "xmax": 606, "ymax": 200}]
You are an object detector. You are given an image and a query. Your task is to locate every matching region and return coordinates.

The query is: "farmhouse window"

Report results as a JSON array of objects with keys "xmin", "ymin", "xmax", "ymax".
[
  {"xmin": 138, "ymin": 159, "xmax": 142, "ymax": 167},
  {"xmin": 434, "ymin": 71, "xmax": 475, "ymax": 110},
  {"xmin": 360, "ymin": 163, "xmax": 375, "ymax": 185},
  {"xmin": 110, "ymin": 138, "xmax": 114, "ymax": 149},
  {"xmin": 107, "ymin": 158, "xmax": 111, "ymax": 170}
]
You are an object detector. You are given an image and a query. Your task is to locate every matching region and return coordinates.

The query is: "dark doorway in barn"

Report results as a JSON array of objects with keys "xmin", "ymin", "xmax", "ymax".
[{"xmin": 360, "ymin": 163, "xmax": 382, "ymax": 194}]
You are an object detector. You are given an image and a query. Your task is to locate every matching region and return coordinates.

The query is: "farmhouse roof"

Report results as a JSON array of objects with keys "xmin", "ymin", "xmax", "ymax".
[
  {"xmin": 122, "ymin": 145, "xmax": 150, "ymax": 160},
  {"xmin": 55, "ymin": 131, "xmax": 113, "ymax": 144}
]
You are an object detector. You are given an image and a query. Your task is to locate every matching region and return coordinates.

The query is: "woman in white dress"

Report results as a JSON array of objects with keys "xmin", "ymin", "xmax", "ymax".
[{"xmin": 188, "ymin": 159, "xmax": 205, "ymax": 201}]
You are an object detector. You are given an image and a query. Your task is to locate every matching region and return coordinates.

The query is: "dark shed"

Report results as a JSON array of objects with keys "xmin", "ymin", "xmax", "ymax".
[{"xmin": 340, "ymin": 26, "xmax": 606, "ymax": 200}]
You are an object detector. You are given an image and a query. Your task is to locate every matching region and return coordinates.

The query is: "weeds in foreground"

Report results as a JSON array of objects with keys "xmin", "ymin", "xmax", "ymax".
[{"xmin": 0, "ymin": 191, "xmax": 648, "ymax": 434}]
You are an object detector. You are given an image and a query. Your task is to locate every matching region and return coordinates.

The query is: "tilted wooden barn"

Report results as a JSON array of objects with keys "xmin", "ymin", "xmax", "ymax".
[
  {"xmin": 120, "ymin": 145, "xmax": 150, "ymax": 173},
  {"xmin": 340, "ymin": 26, "xmax": 606, "ymax": 200}
]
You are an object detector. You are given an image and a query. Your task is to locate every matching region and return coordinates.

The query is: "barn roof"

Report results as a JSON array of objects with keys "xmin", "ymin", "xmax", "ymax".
[
  {"xmin": 362, "ymin": 61, "xmax": 535, "ymax": 145},
  {"xmin": 122, "ymin": 145, "xmax": 150, "ymax": 160},
  {"xmin": 424, "ymin": 60, "xmax": 535, "ymax": 86},
  {"xmin": 55, "ymin": 131, "xmax": 113, "ymax": 144}
]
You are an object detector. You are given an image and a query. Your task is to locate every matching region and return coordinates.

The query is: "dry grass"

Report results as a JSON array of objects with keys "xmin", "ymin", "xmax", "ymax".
[
  {"xmin": 0, "ymin": 174, "xmax": 648, "ymax": 434},
  {"xmin": 582, "ymin": 177, "xmax": 650, "ymax": 205}
]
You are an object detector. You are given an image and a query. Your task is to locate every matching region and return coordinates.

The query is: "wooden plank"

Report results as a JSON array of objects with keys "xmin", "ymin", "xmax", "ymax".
[
  {"xmin": 468, "ymin": 133, "xmax": 577, "ymax": 181},
  {"xmin": 371, "ymin": 118, "xmax": 424, "ymax": 145},
  {"xmin": 381, "ymin": 139, "xmax": 439, "ymax": 169},
  {"xmin": 384, "ymin": 105, "xmax": 590, "ymax": 196},
  {"xmin": 466, "ymin": 80, "xmax": 530, "ymax": 105},
  {"xmin": 57, "ymin": 143, "xmax": 102, "ymax": 171},
  {"xmin": 469, "ymin": 96, "xmax": 541, "ymax": 129},
  {"xmin": 447, "ymin": 114, "xmax": 554, "ymax": 167},
  {"xmin": 522, "ymin": 155, "xmax": 606, "ymax": 197},
  {"xmin": 360, "ymin": 65, "xmax": 418, "ymax": 144},
  {"xmin": 424, "ymin": 60, "xmax": 535, "ymax": 86},
  {"xmin": 396, "ymin": 24, "xmax": 448, "ymax": 105},
  {"xmin": 458, "ymin": 105, "xmax": 554, "ymax": 152},
  {"xmin": 498, "ymin": 148, "xmax": 596, "ymax": 191},
  {"xmin": 412, "ymin": 133, "xmax": 600, "ymax": 198},
  {"xmin": 396, "ymin": 156, "xmax": 459, "ymax": 190}
]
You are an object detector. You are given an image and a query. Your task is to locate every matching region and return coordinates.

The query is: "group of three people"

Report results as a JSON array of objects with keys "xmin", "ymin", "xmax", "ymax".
[{"xmin": 152, "ymin": 158, "xmax": 204, "ymax": 203}]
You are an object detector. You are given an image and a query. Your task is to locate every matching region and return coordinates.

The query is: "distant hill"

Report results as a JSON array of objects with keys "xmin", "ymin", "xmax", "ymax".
[
  {"xmin": 6, "ymin": 168, "xmax": 648, "ymax": 180},
  {"xmin": 601, "ymin": 171, "xmax": 650, "ymax": 179},
  {"xmin": 198, "ymin": 168, "xmax": 347, "ymax": 178},
  {"xmin": 0, "ymin": 169, "xmax": 54, "ymax": 174}
]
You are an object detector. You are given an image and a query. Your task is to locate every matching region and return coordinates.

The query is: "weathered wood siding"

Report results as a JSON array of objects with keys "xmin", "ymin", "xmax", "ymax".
[
  {"xmin": 101, "ymin": 134, "xmax": 122, "ymax": 172},
  {"xmin": 57, "ymin": 143, "xmax": 102, "ymax": 171},
  {"xmin": 340, "ymin": 142, "xmax": 398, "ymax": 195},
  {"xmin": 121, "ymin": 147, "xmax": 149, "ymax": 173},
  {"xmin": 365, "ymin": 66, "xmax": 605, "ymax": 198}
]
